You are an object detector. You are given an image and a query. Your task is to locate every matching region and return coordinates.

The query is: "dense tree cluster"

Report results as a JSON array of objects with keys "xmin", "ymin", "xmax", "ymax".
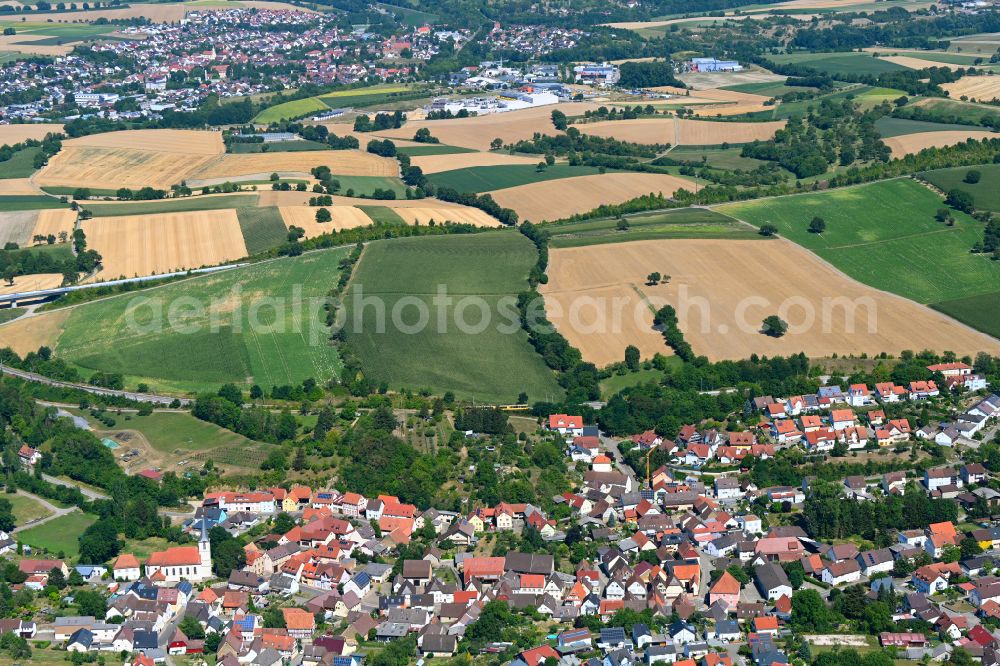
[{"xmin": 617, "ymin": 60, "xmax": 685, "ymax": 89}]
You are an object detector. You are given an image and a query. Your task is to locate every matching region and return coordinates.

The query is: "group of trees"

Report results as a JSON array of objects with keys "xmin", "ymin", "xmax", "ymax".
[
  {"xmin": 354, "ymin": 111, "xmax": 405, "ymax": 133},
  {"xmin": 192, "ymin": 383, "xmax": 299, "ymax": 444},
  {"xmin": 652, "ymin": 305, "xmax": 694, "ymax": 362},
  {"xmin": 617, "ymin": 60, "xmax": 685, "ymax": 88}
]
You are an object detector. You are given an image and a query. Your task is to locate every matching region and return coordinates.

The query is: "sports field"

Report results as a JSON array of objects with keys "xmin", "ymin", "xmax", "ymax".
[
  {"xmin": 83, "ymin": 209, "xmax": 248, "ymax": 279},
  {"xmin": 547, "ymin": 207, "xmax": 760, "ymax": 248},
  {"xmin": 920, "ymin": 163, "xmax": 1000, "ymax": 210},
  {"xmin": 718, "ymin": 178, "xmax": 1000, "ymax": 305},
  {"xmin": 343, "ymin": 232, "xmax": 563, "ymax": 402},
  {"xmin": 426, "ymin": 164, "xmax": 603, "ymax": 192},
  {"xmin": 542, "ymin": 238, "xmax": 1000, "ymax": 365},
  {"xmin": 0, "ymin": 248, "xmax": 353, "ymax": 394}
]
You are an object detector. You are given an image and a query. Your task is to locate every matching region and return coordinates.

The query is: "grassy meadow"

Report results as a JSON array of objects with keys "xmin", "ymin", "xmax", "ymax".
[
  {"xmin": 49, "ymin": 248, "xmax": 351, "ymax": 394},
  {"xmin": 765, "ymin": 52, "xmax": 907, "ymax": 77},
  {"xmin": 426, "ymin": 164, "xmax": 603, "ymax": 193},
  {"xmin": 18, "ymin": 511, "xmax": 96, "ymax": 558},
  {"xmin": 343, "ymin": 232, "xmax": 563, "ymax": 403},
  {"xmin": 81, "ymin": 194, "xmax": 257, "ymax": 217},
  {"xmin": 718, "ymin": 178, "xmax": 1000, "ymax": 305},
  {"xmin": 546, "ymin": 207, "xmax": 760, "ymax": 248},
  {"xmin": 920, "ymin": 163, "xmax": 1000, "ymax": 211}
]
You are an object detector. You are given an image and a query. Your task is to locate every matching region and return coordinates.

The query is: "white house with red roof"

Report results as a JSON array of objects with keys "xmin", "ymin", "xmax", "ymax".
[
  {"xmin": 112, "ymin": 554, "xmax": 141, "ymax": 582},
  {"xmin": 928, "ymin": 362, "xmax": 972, "ymax": 377},
  {"xmin": 548, "ymin": 414, "xmax": 583, "ymax": 438}
]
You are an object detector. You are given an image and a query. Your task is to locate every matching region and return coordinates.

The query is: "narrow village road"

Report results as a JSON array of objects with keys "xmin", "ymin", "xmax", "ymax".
[{"xmin": 11, "ymin": 490, "xmax": 79, "ymax": 534}]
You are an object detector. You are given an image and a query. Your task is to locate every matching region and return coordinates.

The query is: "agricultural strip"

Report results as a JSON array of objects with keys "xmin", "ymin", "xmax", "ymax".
[
  {"xmin": 542, "ymin": 239, "xmax": 1000, "ymax": 366},
  {"xmin": 426, "ymin": 164, "xmax": 602, "ymax": 192},
  {"xmin": 546, "ymin": 208, "xmax": 761, "ymax": 248},
  {"xmin": 342, "ymin": 232, "xmax": 563, "ymax": 402},
  {"xmin": 81, "ymin": 194, "xmax": 257, "ymax": 217},
  {"xmin": 279, "ymin": 205, "xmax": 375, "ymax": 238},
  {"xmin": 236, "ymin": 207, "xmax": 289, "ymax": 254}
]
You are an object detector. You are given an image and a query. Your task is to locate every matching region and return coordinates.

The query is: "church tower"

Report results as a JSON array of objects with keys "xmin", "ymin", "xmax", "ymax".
[{"xmin": 198, "ymin": 519, "xmax": 212, "ymax": 570}]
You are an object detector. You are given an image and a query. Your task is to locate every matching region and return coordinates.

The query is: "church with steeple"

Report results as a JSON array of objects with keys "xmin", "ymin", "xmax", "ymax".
[{"xmin": 143, "ymin": 520, "xmax": 213, "ymax": 583}]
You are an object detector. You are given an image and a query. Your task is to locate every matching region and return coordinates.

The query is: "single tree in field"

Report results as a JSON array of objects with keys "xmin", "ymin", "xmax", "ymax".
[
  {"xmin": 536, "ymin": 162, "xmax": 547, "ymax": 172},
  {"xmin": 808, "ymin": 217, "xmax": 826, "ymax": 234},
  {"xmin": 616, "ymin": 217, "xmax": 630, "ymax": 231},
  {"xmin": 315, "ymin": 207, "xmax": 332, "ymax": 224},
  {"xmin": 762, "ymin": 315, "xmax": 788, "ymax": 338},
  {"xmin": 624, "ymin": 345, "xmax": 641, "ymax": 371},
  {"xmin": 965, "ymin": 169, "xmax": 981, "ymax": 184},
  {"xmin": 646, "ymin": 271, "xmax": 661, "ymax": 286},
  {"xmin": 759, "ymin": 223, "xmax": 778, "ymax": 237},
  {"xmin": 935, "ymin": 208, "xmax": 952, "ymax": 223},
  {"xmin": 2, "ymin": 267, "xmax": 16, "ymax": 286},
  {"xmin": 490, "ymin": 138, "xmax": 503, "ymax": 151}
]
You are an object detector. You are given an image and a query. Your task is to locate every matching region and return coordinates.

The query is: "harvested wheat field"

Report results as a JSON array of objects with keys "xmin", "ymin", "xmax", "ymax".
[
  {"xmin": 31, "ymin": 209, "xmax": 76, "ymax": 243},
  {"xmin": 883, "ymin": 130, "xmax": 997, "ymax": 157},
  {"xmin": 67, "ymin": 129, "xmax": 223, "ymax": 154},
  {"xmin": 0, "ymin": 210, "xmax": 39, "ymax": 246},
  {"xmin": 942, "ymin": 75, "xmax": 1000, "ymax": 101},
  {"xmin": 0, "ymin": 33, "xmax": 72, "ymax": 56},
  {"xmin": 392, "ymin": 207, "xmax": 502, "ymax": 227},
  {"xmin": 0, "ymin": 272, "xmax": 63, "ymax": 296},
  {"xmin": 0, "ymin": 306, "xmax": 69, "ymax": 356},
  {"xmin": 279, "ymin": 206, "xmax": 374, "ymax": 238},
  {"xmin": 83, "ymin": 210, "xmax": 248, "ymax": 279},
  {"xmin": 191, "ymin": 150, "xmax": 396, "ymax": 181},
  {"xmin": 489, "ymin": 173, "xmax": 696, "ymax": 223},
  {"xmin": 878, "ymin": 55, "xmax": 970, "ymax": 71},
  {"xmin": 541, "ymin": 239, "xmax": 1000, "ymax": 365},
  {"xmin": 0, "ymin": 179, "xmax": 41, "ymax": 195},
  {"xmin": 375, "ymin": 102, "xmax": 601, "ymax": 151},
  {"xmin": 0, "ymin": 123, "xmax": 63, "ymax": 145},
  {"xmin": 576, "ymin": 117, "xmax": 785, "ymax": 146},
  {"xmin": 410, "ymin": 151, "xmax": 540, "ymax": 174}
]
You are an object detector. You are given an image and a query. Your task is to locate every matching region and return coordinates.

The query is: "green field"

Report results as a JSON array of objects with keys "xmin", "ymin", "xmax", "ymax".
[
  {"xmin": 765, "ymin": 52, "xmax": 908, "ymax": 77},
  {"xmin": 932, "ymin": 291, "xmax": 1000, "ymax": 340},
  {"xmin": 18, "ymin": 511, "xmax": 96, "ymax": 558},
  {"xmin": 719, "ymin": 178, "xmax": 1000, "ymax": 304},
  {"xmin": 236, "ymin": 207, "xmax": 288, "ymax": 254},
  {"xmin": 114, "ymin": 411, "xmax": 258, "ymax": 454},
  {"xmin": 769, "ymin": 86, "xmax": 874, "ymax": 119},
  {"xmin": 907, "ymin": 98, "xmax": 1000, "ymax": 126},
  {"xmin": 720, "ymin": 81, "xmax": 812, "ymax": 97},
  {"xmin": 426, "ymin": 164, "xmax": 603, "ymax": 193},
  {"xmin": 8, "ymin": 493, "xmax": 53, "ymax": 525},
  {"xmin": 343, "ymin": 232, "xmax": 563, "ymax": 402},
  {"xmin": 875, "ymin": 116, "xmax": 979, "ymax": 137},
  {"xmin": 878, "ymin": 50, "xmax": 984, "ymax": 65},
  {"xmin": 51, "ymin": 248, "xmax": 352, "ymax": 394},
  {"xmin": 0, "ymin": 21, "xmax": 115, "ymax": 40},
  {"xmin": 0, "ymin": 308, "xmax": 24, "ymax": 324},
  {"xmin": 357, "ymin": 205, "xmax": 406, "ymax": 225},
  {"xmin": 599, "ymin": 365, "xmax": 680, "ymax": 397},
  {"xmin": 920, "ymin": 163, "xmax": 1000, "ymax": 211},
  {"xmin": 0, "ymin": 147, "xmax": 40, "ymax": 179},
  {"xmin": 334, "ymin": 176, "xmax": 408, "ymax": 198},
  {"xmin": 229, "ymin": 140, "xmax": 329, "ymax": 153},
  {"xmin": 0, "ymin": 195, "xmax": 67, "ymax": 211},
  {"xmin": 666, "ymin": 146, "xmax": 774, "ymax": 171},
  {"xmin": 396, "ymin": 144, "xmax": 476, "ymax": 157},
  {"xmin": 254, "ymin": 84, "xmax": 425, "ymax": 123},
  {"xmin": 82, "ymin": 194, "xmax": 257, "ymax": 217},
  {"xmin": 375, "ymin": 3, "xmax": 438, "ymax": 26},
  {"xmin": 547, "ymin": 207, "xmax": 761, "ymax": 248}
]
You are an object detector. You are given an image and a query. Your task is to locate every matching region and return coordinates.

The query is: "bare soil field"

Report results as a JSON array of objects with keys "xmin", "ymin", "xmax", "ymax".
[
  {"xmin": 31, "ymin": 209, "xmax": 76, "ymax": 242},
  {"xmin": 576, "ymin": 117, "xmax": 785, "ymax": 146},
  {"xmin": 0, "ymin": 306, "xmax": 69, "ymax": 356},
  {"xmin": 883, "ymin": 130, "xmax": 998, "ymax": 157},
  {"xmin": 942, "ymin": 75, "xmax": 1000, "ymax": 101},
  {"xmin": 0, "ymin": 210, "xmax": 38, "ymax": 246},
  {"xmin": 279, "ymin": 206, "xmax": 374, "ymax": 237},
  {"xmin": 66, "ymin": 129, "xmax": 223, "ymax": 154},
  {"xmin": 191, "ymin": 150, "xmax": 397, "ymax": 180},
  {"xmin": 374, "ymin": 102, "xmax": 601, "ymax": 151},
  {"xmin": 83, "ymin": 209, "xmax": 248, "ymax": 279},
  {"xmin": 0, "ymin": 179, "xmax": 41, "ymax": 195},
  {"xmin": 0, "ymin": 272, "xmax": 63, "ymax": 295},
  {"xmin": 391, "ymin": 206, "xmax": 502, "ymax": 227},
  {"xmin": 488, "ymin": 172, "xmax": 696, "ymax": 222},
  {"xmin": 541, "ymin": 239, "xmax": 1000, "ymax": 365},
  {"xmin": 0, "ymin": 123, "xmax": 64, "ymax": 144},
  {"xmin": 410, "ymin": 151, "xmax": 540, "ymax": 174}
]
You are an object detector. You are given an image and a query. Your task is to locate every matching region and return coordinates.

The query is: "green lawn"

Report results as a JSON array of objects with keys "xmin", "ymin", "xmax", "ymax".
[
  {"xmin": 82, "ymin": 194, "xmax": 257, "ymax": 217},
  {"xmin": 343, "ymin": 232, "xmax": 563, "ymax": 403},
  {"xmin": 119, "ymin": 411, "xmax": 258, "ymax": 454},
  {"xmin": 426, "ymin": 164, "xmax": 603, "ymax": 193},
  {"xmin": 18, "ymin": 511, "xmax": 96, "ymax": 558},
  {"xmin": 666, "ymin": 146, "xmax": 774, "ymax": 171},
  {"xmin": 920, "ymin": 163, "xmax": 1000, "ymax": 211},
  {"xmin": 718, "ymin": 178, "xmax": 1000, "ymax": 304},
  {"xmin": 765, "ymin": 52, "xmax": 908, "ymax": 77},
  {"xmin": 51, "ymin": 247, "xmax": 352, "ymax": 394},
  {"xmin": 0, "ymin": 195, "xmax": 67, "ymax": 211},
  {"xmin": 8, "ymin": 493, "xmax": 53, "ymax": 526},
  {"xmin": 547, "ymin": 207, "xmax": 760, "ymax": 248},
  {"xmin": 357, "ymin": 206, "xmax": 406, "ymax": 225},
  {"xmin": 396, "ymin": 144, "xmax": 476, "ymax": 157},
  {"xmin": 932, "ymin": 291, "xmax": 1000, "ymax": 340},
  {"xmin": 875, "ymin": 116, "xmax": 979, "ymax": 137},
  {"xmin": 0, "ymin": 146, "xmax": 41, "ymax": 179},
  {"xmin": 236, "ymin": 206, "xmax": 288, "ymax": 254}
]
